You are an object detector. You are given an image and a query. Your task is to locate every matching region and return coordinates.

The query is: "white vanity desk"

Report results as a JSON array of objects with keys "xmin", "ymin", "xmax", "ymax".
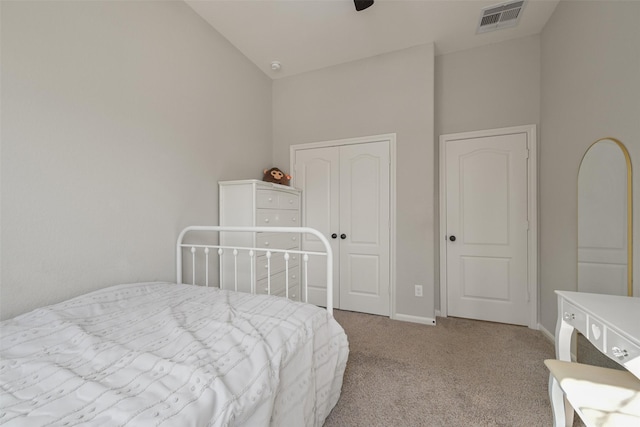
[{"xmin": 550, "ymin": 290, "xmax": 640, "ymax": 426}]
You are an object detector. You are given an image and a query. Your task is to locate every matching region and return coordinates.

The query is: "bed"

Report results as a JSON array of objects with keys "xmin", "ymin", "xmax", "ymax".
[{"xmin": 0, "ymin": 226, "xmax": 348, "ymax": 426}]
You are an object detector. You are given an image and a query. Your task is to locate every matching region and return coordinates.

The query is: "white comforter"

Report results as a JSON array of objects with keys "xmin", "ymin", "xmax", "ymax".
[{"xmin": 0, "ymin": 283, "xmax": 349, "ymax": 426}]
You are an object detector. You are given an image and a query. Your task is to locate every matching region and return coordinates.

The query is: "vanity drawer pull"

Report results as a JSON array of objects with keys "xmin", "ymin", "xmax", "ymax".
[
  {"xmin": 611, "ymin": 346, "xmax": 629, "ymax": 359},
  {"xmin": 607, "ymin": 328, "xmax": 639, "ymax": 363},
  {"xmin": 561, "ymin": 301, "xmax": 587, "ymax": 333}
]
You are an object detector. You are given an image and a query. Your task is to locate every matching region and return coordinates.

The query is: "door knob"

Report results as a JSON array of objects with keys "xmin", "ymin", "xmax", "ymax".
[
  {"xmin": 341, "ymin": 234, "xmax": 347, "ymax": 239},
  {"xmin": 449, "ymin": 235, "xmax": 456, "ymax": 242},
  {"xmin": 331, "ymin": 233, "xmax": 338, "ymax": 239}
]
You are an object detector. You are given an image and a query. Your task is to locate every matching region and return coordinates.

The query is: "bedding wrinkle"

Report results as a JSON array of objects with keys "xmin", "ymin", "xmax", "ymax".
[{"xmin": 0, "ymin": 282, "xmax": 348, "ymax": 426}]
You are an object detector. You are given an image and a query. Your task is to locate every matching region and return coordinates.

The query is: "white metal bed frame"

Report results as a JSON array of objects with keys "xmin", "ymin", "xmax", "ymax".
[{"xmin": 176, "ymin": 225, "xmax": 334, "ymax": 314}]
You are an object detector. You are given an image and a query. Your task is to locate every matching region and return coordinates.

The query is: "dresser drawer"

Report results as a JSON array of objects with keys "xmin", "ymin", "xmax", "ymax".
[
  {"xmin": 256, "ymin": 267, "xmax": 300, "ymax": 296},
  {"xmin": 256, "ymin": 190, "xmax": 279, "ymax": 209},
  {"xmin": 256, "ymin": 252, "xmax": 300, "ymax": 280},
  {"xmin": 606, "ymin": 329, "xmax": 640, "ymax": 365},
  {"xmin": 278, "ymin": 192, "xmax": 299, "ymax": 210},
  {"xmin": 287, "ymin": 285, "xmax": 300, "ymax": 302},
  {"xmin": 560, "ymin": 300, "xmax": 587, "ymax": 334},
  {"xmin": 257, "ymin": 270, "xmax": 286, "ymax": 295},
  {"xmin": 271, "ymin": 285, "xmax": 300, "ymax": 301},
  {"xmin": 256, "ymin": 189, "xmax": 300, "ymax": 210},
  {"xmin": 257, "ymin": 209, "xmax": 300, "ymax": 227},
  {"xmin": 255, "ymin": 232, "xmax": 300, "ymax": 250}
]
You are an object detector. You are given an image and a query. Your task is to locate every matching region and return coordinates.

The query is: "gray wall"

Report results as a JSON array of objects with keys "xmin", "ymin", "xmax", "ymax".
[
  {"xmin": 435, "ymin": 35, "xmax": 541, "ymax": 136},
  {"xmin": 1, "ymin": 1, "xmax": 272, "ymax": 319},
  {"xmin": 539, "ymin": 0, "xmax": 640, "ymax": 333},
  {"xmin": 272, "ymin": 44, "xmax": 435, "ymax": 320},
  {"xmin": 4, "ymin": 1, "xmax": 637, "ymax": 332},
  {"xmin": 434, "ymin": 35, "xmax": 541, "ymax": 312}
]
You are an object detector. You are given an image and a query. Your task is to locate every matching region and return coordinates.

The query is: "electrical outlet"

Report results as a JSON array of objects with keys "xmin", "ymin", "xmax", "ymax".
[{"xmin": 414, "ymin": 285, "xmax": 423, "ymax": 297}]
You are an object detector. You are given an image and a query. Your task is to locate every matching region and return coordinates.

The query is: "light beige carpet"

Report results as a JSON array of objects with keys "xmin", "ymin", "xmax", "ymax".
[{"xmin": 323, "ymin": 310, "xmax": 563, "ymax": 427}]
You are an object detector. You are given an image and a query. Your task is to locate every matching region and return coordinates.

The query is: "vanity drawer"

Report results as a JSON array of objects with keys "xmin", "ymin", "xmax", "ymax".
[
  {"xmin": 561, "ymin": 300, "xmax": 587, "ymax": 334},
  {"xmin": 587, "ymin": 317, "xmax": 605, "ymax": 352},
  {"xmin": 256, "ymin": 209, "xmax": 300, "ymax": 227},
  {"xmin": 606, "ymin": 329, "xmax": 640, "ymax": 365}
]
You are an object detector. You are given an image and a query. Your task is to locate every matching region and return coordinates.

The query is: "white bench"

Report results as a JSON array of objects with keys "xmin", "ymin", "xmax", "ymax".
[{"xmin": 545, "ymin": 359, "xmax": 640, "ymax": 427}]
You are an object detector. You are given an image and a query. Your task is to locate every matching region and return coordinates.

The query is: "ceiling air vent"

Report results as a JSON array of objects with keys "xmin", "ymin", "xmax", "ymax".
[{"xmin": 477, "ymin": 0, "xmax": 525, "ymax": 34}]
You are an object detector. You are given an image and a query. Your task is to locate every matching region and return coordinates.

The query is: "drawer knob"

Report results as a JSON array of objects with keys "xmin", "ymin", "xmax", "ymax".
[
  {"xmin": 563, "ymin": 312, "xmax": 575, "ymax": 321},
  {"xmin": 268, "ymin": 198, "xmax": 273, "ymax": 202},
  {"xmin": 292, "ymin": 217, "xmax": 297, "ymax": 222},
  {"xmin": 292, "ymin": 275, "xmax": 296, "ymax": 279},
  {"xmin": 289, "ymin": 200, "xmax": 293, "ymax": 204},
  {"xmin": 264, "ymin": 241, "xmax": 269, "ymax": 246},
  {"xmin": 264, "ymin": 218, "xmax": 270, "ymax": 223},
  {"xmin": 611, "ymin": 346, "xmax": 629, "ymax": 359}
]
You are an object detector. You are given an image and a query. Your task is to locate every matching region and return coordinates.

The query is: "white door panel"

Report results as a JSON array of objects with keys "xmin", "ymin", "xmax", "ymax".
[
  {"xmin": 294, "ymin": 147, "xmax": 339, "ymax": 307},
  {"xmin": 339, "ymin": 142, "xmax": 390, "ymax": 315},
  {"xmin": 446, "ymin": 133, "xmax": 529, "ymax": 326},
  {"xmin": 294, "ymin": 140, "xmax": 390, "ymax": 316}
]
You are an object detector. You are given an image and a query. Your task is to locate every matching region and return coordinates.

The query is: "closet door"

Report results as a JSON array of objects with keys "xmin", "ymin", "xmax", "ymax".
[
  {"xmin": 339, "ymin": 142, "xmax": 390, "ymax": 316},
  {"xmin": 294, "ymin": 141, "xmax": 390, "ymax": 316},
  {"xmin": 294, "ymin": 147, "xmax": 340, "ymax": 308}
]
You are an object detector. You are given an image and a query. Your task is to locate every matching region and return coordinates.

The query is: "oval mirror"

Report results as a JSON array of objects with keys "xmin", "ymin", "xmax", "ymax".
[{"xmin": 578, "ymin": 138, "xmax": 632, "ymax": 296}]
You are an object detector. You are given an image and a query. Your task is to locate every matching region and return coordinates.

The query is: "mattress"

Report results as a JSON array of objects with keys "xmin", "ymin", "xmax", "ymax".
[{"xmin": 0, "ymin": 282, "xmax": 349, "ymax": 426}]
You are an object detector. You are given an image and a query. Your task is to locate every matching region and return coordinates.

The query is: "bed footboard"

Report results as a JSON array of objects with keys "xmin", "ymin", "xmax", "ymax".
[{"xmin": 176, "ymin": 226, "xmax": 334, "ymax": 314}]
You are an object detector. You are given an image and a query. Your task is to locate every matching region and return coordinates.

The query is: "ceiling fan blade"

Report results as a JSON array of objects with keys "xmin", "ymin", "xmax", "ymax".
[{"xmin": 354, "ymin": 0, "xmax": 374, "ymax": 12}]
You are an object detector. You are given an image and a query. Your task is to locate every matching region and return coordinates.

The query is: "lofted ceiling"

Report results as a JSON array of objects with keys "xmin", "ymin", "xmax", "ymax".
[{"xmin": 186, "ymin": 0, "xmax": 560, "ymax": 79}]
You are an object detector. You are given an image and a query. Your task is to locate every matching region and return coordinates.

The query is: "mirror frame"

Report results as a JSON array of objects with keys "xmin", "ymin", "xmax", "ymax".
[{"xmin": 578, "ymin": 137, "xmax": 633, "ymax": 296}]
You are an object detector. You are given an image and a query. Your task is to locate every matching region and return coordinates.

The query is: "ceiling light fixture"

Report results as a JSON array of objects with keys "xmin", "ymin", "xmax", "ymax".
[{"xmin": 271, "ymin": 61, "xmax": 282, "ymax": 71}]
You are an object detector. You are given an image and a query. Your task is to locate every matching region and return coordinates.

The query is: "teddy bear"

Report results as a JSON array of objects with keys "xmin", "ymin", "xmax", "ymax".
[{"xmin": 263, "ymin": 167, "xmax": 291, "ymax": 186}]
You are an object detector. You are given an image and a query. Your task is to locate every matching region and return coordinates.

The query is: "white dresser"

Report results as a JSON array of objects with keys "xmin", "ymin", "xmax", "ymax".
[{"xmin": 219, "ymin": 180, "xmax": 302, "ymax": 301}]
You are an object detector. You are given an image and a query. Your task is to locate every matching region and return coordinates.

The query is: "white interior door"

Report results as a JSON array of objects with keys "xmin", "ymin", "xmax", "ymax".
[
  {"xmin": 294, "ymin": 140, "xmax": 390, "ymax": 316},
  {"xmin": 444, "ymin": 132, "xmax": 530, "ymax": 326},
  {"xmin": 339, "ymin": 142, "xmax": 390, "ymax": 316},
  {"xmin": 294, "ymin": 147, "xmax": 340, "ymax": 308}
]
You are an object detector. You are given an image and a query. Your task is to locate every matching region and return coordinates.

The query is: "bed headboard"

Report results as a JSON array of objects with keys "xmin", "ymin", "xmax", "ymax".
[{"xmin": 176, "ymin": 226, "xmax": 334, "ymax": 314}]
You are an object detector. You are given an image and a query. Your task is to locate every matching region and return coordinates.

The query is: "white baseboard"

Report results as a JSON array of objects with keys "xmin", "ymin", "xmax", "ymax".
[
  {"xmin": 538, "ymin": 323, "xmax": 555, "ymax": 343},
  {"xmin": 539, "ymin": 323, "xmax": 580, "ymax": 361},
  {"xmin": 393, "ymin": 313, "xmax": 437, "ymax": 326}
]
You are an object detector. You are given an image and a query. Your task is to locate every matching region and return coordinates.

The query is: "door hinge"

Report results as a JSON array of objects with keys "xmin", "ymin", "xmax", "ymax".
[{"xmin": 525, "ymin": 149, "xmax": 530, "ymax": 159}]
